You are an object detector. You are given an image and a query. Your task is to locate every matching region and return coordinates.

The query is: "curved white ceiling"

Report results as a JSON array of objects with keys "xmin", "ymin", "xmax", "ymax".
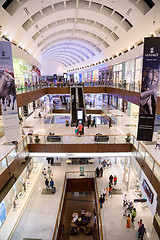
[{"xmin": 1, "ymin": 0, "xmax": 160, "ymax": 71}]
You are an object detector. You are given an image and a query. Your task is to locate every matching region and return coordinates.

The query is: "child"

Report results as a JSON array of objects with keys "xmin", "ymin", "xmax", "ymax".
[{"xmin": 75, "ymin": 127, "xmax": 78, "ymax": 136}]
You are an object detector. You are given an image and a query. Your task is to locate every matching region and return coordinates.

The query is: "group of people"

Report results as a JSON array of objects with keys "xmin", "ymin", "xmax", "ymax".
[
  {"xmin": 75, "ymin": 121, "xmax": 83, "ymax": 136},
  {"xmin": 123, "ymin": 194, "xmax": 146, "ymax": 240},
  {"xmin": 87, "ymin": 115, "xmax": 96, "ymax": 128},
  {"xmin": 99, "ymin": 158, "xmax": 112, "ymax": 168},
  {"xmin": 96, "ymin": 167, "xmax": 103, "ymax": 178},
  {"xmin": 42, "ymin": 167, "xmax": 54, "ymax": 190}
]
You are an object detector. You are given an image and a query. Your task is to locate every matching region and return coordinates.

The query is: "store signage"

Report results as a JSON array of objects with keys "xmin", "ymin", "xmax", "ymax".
[
  {"xmin": 0, "ymin": 201, "xmax": 7, "ymax": 228},
  {"xmin": 142, "ymin": 179, "xmax": 154, "ymax": 204},
  {"xmin": 137, "ymin": 37, "xmax": 160, "ymax": 141},
  {"xmin": 0, "ymin": 42, "xmax": 21, "ymax": 142}
]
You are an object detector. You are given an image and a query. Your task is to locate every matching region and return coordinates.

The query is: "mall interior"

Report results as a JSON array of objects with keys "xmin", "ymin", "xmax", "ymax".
[{"xmin": 0, "ymin": 0, "xmax": 160, "ymax": 240}]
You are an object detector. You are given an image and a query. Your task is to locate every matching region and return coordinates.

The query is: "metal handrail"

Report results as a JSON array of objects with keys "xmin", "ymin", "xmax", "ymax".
[
  {"xmin": 94, "ymin": 172, "xmax": 104, "ymax": 240},
  {"xmin": 51, "ymin": 171, "xmax": 103, "ymax": 240},
  {"xmin": 51, "ymin": 172, "xmax": 67, "ymax": 240},
  {"xmin": 1, "ymin": 134, "xmax": 160, "ymax": 168}
]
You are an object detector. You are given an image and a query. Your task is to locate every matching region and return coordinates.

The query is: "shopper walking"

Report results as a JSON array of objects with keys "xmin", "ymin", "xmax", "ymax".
[
  {"xmin": 131, "ymin": 208, "xmax": 137, "ymax": 223},
  {"xmin": 50, "ymin": 179, "xmax": 54, "ymax": 189},
  {"xmin": 100, "ymin": 167, "xmax": 103, "ymax": 177},
  {"xmin": 102, "ymin": 188, "xmax": 106, "ymax": 200},
  {"xmin": 47, "ymin": 166, "xmax": 52, "ymax": 179},
  {"xmin": 109, "ymin": 175, "xmax": 113, "ymax": 185},
  {"xmin": 108, "ymin": 184, "xmax": 112, "ymax": 198},
  {"xmin": 109, "ymin": 117, "xmax": 112, "ymax": 128},
  {"xmin": 138, "ymin": 224, "xmax": 146, "ymax": 240},
  {"xmin": 99, "ymin": 195, "xmax": 104, "ymax": 209},
  {"xmin": 45, "ymin": 178, "xmax": 49, "ymax": 190},
  {"xmin": 126, "ymin": 214, "xmax": 131, "ymax": 228},
  {"xmin": 155, "ymin": 138, "xmax": 160, "ymax": 149},
  {"xmin": 96, "ymin": 167, "xmax": 100, "ymax": 178},
  {"xmin": 78, "ymin": 121, "xmax": 83, "ymax": 136},
  {"xmin": 99, "ymin": 157, "xmax": 101, "ymax": 165},
  {"xmin": 114, "ymin": 175, "xmax": 117, "ymax": 186}
]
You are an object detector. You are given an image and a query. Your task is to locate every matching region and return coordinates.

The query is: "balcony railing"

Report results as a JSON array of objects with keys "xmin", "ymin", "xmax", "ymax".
[
  {"xmin": 51, "ymin": 171, "xmax": 103, "ymax": 240},
  {"xmin": 0, "ymin": 134, "xmax": 160, "ymax": 189}
]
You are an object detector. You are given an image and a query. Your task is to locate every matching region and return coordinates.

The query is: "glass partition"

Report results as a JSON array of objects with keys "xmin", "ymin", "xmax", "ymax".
[
  {"xmin": 133, "ymin": 137, "xmax": 139, "ymax": 150},
  {"xmin": 138, "ymin": 144, "xmax": 146, "ymax": 159},
  {"xmin": 7, "ymin": 148, "xmax": 17, "ymax": 165},
  {"xmin": 0, "ymin": 158, "xmax": 8, "ymax": 175},
  {"xmin": 16, "ymin": 141, "xmax": 24, "ymax": 155},
  {"xmin": 153, "ymin": 162, "xmax": 160, "ymax": 181},
  {"xmin": 145, "ymin": 152, "xmax": 154, "ymax": 171}
]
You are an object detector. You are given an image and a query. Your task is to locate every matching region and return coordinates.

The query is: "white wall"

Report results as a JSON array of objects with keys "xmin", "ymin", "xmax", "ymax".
[
  {"xmin": 41, "ymin": 59, "xmax": 66, "ymax": 76},
  {"xmin": 140, "ymin": 170, "xmax": 157, "ymax": 216},
  {"xmin": 0, "ymin": 38, "xmax": 40, "ymax": 68}
]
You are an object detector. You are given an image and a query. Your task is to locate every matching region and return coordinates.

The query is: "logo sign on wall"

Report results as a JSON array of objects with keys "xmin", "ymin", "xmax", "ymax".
[
  {"xmin": 0, "ymin": 41, "xmax": 21, "ymax": 142},
  {"xmin": 137, "ymin": 37, "xmax": 160, "ymax": 141}
]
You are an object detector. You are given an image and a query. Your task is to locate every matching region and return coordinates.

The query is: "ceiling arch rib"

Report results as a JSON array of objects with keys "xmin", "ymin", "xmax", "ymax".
[
  {"xmin": 22, "ymin": 1, "xmax": 133, "ymax": 33},
  {"xmin": 3, "ymin": 0, "xmax": 155, "ymax": 18},
  {"xmin": 41, "ymin": 42, "xmax": 96, "ymax": 56},
  {"xmin": 43, "ymin": 47, "xmax": 89, "ymax": 60},
  {"xmin": 50, "ymin": 53, "xmax": 80, "ymax": 64},
  {"xmin": 37, "ymin": 29, "xmax": 109, "ymax": 49},
  {"xmin": 44, "ymin": 49, "xmax": 84, "ymax": 62},
  {"xmin": 43, "ymin": 51, "xmax": 81, "ymax": 63},
  {"xmin": 52, "ymin": 55, "xmax": 76, "ymax": 65},
  {"xmin": 52, "ymin": 59, "xmax": 68, "ymax": 67},
  {"xmin": 53, "ymin": 57, "xmax": 72, "ymax": 66},
  {"xmin": 39, "ymin": 37, "xmax": 102, "ymax": 53},
  {"xmin": 32, "ymin": 17, "xmax": 119, "ymax": 43}
]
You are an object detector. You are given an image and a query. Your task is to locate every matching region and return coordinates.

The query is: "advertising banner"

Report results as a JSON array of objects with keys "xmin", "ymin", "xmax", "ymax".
[
  {"xmin": 0, "ymin": 41, "xmax": 21, "ymax": 142},
  {"xmin": 137, "ymin": 37, "xmax": 160, "ymax": 141}
]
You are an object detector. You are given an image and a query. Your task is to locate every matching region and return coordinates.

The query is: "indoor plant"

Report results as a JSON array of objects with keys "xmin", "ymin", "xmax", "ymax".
[
  {"xmin": 34, "ymin": 134, "xmax": 40, "ymax": 143},
  {"xmin": 65, "ymin": 119, "xmax": 69, "ymax": 126},
  {"xmin": 125, "ymin": 133, "xmax": 131, "ymax": 142}
]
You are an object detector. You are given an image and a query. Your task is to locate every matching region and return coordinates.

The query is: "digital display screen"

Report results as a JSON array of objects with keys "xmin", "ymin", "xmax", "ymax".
[
  {"xmin": 0, "ymin": 201, "xmax": 7, "ymax": 228},
  {"xmin": 142, "ymin": 179, "xmax": 154, "ymax": 204},
  {"xmin": 63, "ymin": 73, "xmax": 67, "ymax": 79},
  {"xmin": 77, "ymin": 110, "xmax": 83, "ymax": 120}
]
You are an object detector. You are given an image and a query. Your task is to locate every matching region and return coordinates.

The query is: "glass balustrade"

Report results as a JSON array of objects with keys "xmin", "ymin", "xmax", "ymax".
[{"xmin": 0, "ymin": 134, "xmax": 159, "ymax": 195}]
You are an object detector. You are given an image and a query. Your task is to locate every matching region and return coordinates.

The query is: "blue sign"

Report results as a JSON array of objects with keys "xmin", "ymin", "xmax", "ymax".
[
  {"xmin": 79, "ymin": 74, "xmax": 82, "ymax": 83},
  {"xmin": 0, "ymin": 201, "xmax": 7, "ymax": 228}
]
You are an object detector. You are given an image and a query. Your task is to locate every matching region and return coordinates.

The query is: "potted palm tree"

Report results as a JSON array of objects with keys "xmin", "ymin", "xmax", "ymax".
[
  {"xmin": 125, "ymin": 133, "xmax": 131, "ymax": 142},
  {"xmin": 34, "ymin": 134, "xmax": 40, "ymax": 143}
]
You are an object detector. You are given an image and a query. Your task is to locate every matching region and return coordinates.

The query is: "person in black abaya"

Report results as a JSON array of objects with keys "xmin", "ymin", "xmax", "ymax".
[{"xmin": 96, "ymin": 167, "xmax": 100, "ymax": 178}]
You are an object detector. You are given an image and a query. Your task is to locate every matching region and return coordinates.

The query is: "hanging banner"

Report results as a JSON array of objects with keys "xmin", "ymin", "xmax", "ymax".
[
  {"xmin": 137, "ymin": 37, "xmax": 160, "ymax": 141},
  {"xmin": 0, "ymin": 41, "xmax": 21, "ymax": 142}
]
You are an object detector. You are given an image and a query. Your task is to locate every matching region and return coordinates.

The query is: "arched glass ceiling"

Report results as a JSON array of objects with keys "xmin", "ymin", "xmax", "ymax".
[
  {"xmin": 1, "ymin": 0, "xmax": 156, "ymax": 69},
  {"xmin": 42, "ymin": 43, "xmax": 95, "ymax": 56},
  {"xmin": 43, "ymin": 47, "xmax": 91, "ymax": 59}
]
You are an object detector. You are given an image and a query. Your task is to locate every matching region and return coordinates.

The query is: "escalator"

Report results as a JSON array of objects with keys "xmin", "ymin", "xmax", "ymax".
[
  {"xmin": 70, "ymin": 86, "xmax": 86, "ymax": 126},
  {"xmin": 77, "ymin": 86, "xmax": 86, "ymax": 123},
  {"xmin": 70, "ymin": 87, "xmax": 77, "ymax": 126}
]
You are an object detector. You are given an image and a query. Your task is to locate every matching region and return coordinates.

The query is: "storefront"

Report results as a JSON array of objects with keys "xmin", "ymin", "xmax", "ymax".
[
  {"xmin": 125, "ymin": 59, "xmax": 135, "ymax": 89},
  {"xmin": 127, "ymin": 102, "xmax": 139, "ymax": 119},
  {"xmin": 13, "ymin": 58, "xmax": 32, "ymax": 89},
  {"xmin": 112, "ymin": 64, "xmax": 122, "ymax": 87}
]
